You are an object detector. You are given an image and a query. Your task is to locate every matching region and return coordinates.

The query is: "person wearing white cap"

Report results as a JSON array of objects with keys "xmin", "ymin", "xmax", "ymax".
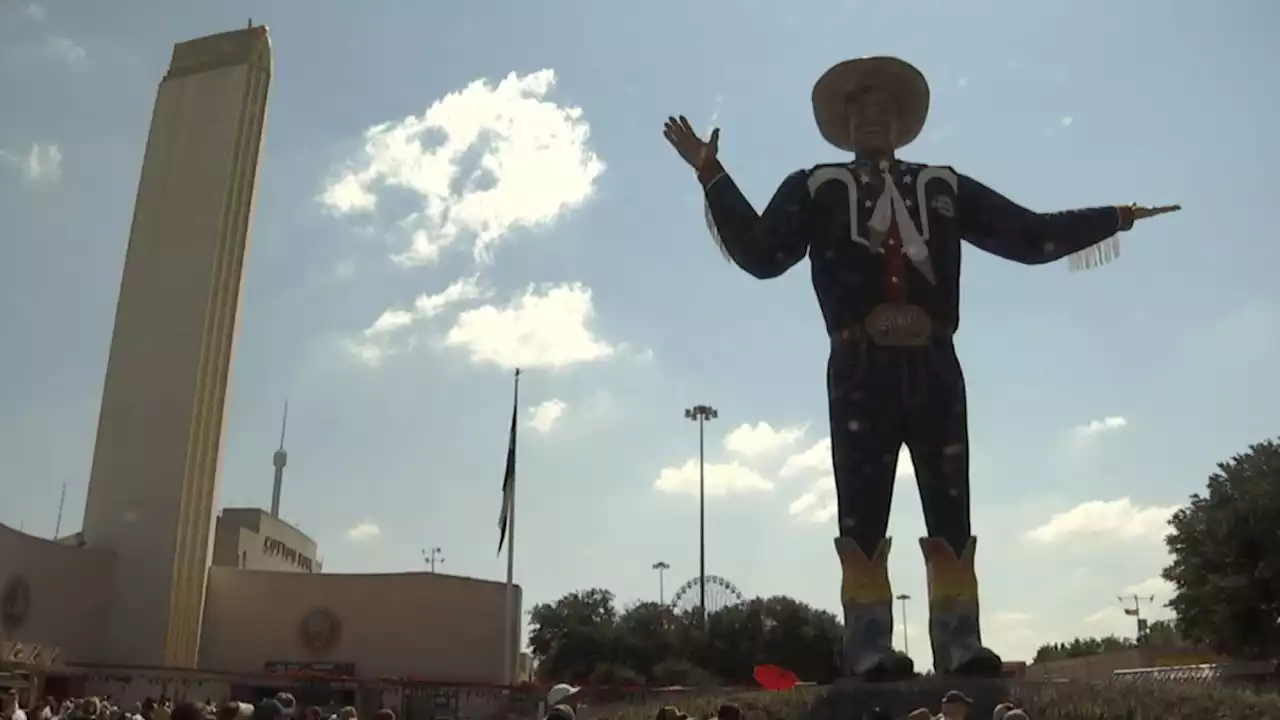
[
  {"xmin": 545, "ymin": 684, "xmax": 580, "ymax": 709},
  {"xmin": 662, "ymin": 56, "xmax": 1179, "ymax": 680}
]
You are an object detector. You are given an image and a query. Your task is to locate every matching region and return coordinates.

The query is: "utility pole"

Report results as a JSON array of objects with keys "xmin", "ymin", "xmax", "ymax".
[
  {"xmin": 1118, "ymin": 594, "xmax": 1155, "ymax": 641},
  {"xmin": 895, "ymin": 593, "xmax": 912, "ymax": 656},
  {"xmin": 684, "ymin": 404, "xmax": 718, "ymax": 632},
  {"xmin": 423, "ymin": 547, "xmax": 445, "ymax": 573},
  {"xmin": 652, "ymin": 561, "xmax": 671, "ymax": 605}
]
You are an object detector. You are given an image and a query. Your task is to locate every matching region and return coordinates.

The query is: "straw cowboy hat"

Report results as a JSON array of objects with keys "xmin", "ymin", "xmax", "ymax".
[{"xmin": 811, "ymin": 56, "xmax": 930, "ymax": 151}]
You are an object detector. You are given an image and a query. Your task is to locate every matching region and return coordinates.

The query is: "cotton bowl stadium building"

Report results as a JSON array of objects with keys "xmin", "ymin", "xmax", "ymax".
[{"xmin": 0, "ymin": 24, "xmax": 522, "ymax": 718}]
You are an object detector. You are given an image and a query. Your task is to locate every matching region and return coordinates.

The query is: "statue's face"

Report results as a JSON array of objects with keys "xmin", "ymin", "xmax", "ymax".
[{"xmin": 846, "ymin": 87, "xmax": 896, "ymax": 155}]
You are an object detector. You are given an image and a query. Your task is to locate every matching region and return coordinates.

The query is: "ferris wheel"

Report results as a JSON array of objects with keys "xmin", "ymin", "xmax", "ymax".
[{"xmin": 669, "ymin": 575, "xmax": 746, "ymax": 615}]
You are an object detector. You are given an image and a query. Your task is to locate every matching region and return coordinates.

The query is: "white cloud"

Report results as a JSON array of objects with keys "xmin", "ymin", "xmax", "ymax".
[
  {"xmin": 317, "ymin": 69, "xmax": 605, "ymax": 267},
  {"xmin": 39, "ymin": 37, "xmax": 84, "ymax": 63},
  {"xmin": 1061, "ymin": 116, "xmax": 1075, "ymax": 127},
  {"xmin": 722, "ymin": 422, "xmax": 806, "ymax": 459},
  {"xmin": 785, "ymin": 443, "xmax": 915, "ymax": 523},
  {"xmin": 1073, "ymin": 415, "xmax": 1127, "ymax": 437},
  {"xmin": 7, "ymin": 143, "xmax": 62, "ymax": 183},
  {"xmin": 444, "ymin": 282, "xmax": 615, "ymax": 369},
  {"xmin": 957, "ymin": 77, "xmax": 969, "ymax": 88},
  {"xmin": 653, "ymin": 459, "xmax": 774, "ymax": 497},
  {"xmin": 346, "ymin": 522, "xmax": 381, "ymax": 541},
  {"xmin": 24, "ymin": 3, "xmax": 46, "ymax": 21},
  {"xmin": 527, "ymin": 399, "xmax": 568, "ymax": 433},
  {"xmin": 779, "ymin": 437, "xmax": 832, "ymax": 478},
  {"xmin": 348, "ymin": 275, "xmax": 489, "ymax": 366},
  {"xmin": 1025, "ymin": 497, "xmax": 1179, "ymax": 544}
]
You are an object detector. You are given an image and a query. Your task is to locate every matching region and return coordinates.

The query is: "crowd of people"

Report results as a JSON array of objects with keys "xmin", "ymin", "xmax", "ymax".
[
  {"xmin": 2, "ymin": 680, "xmax": 1040, "ymax": 720},
  {"xmin": 538, "ymin": 683, "xmax": 1033, "ymax": 720},
  {"xmin": 1, "ymin": 691, "xmax": 397, "ymax": 720}
]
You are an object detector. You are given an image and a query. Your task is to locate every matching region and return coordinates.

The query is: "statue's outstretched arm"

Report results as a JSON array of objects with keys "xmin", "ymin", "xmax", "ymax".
[
  {"xmin": 700, "ymin": 160, "xmax": 812, "ymax": 279},
  {"xmin": 956, "ymin": 172, "xmax": 1133, "ymax": 267}
]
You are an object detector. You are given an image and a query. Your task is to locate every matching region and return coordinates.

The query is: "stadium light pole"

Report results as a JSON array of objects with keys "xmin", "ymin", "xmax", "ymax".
[
  {"xmin": 685, "ymin": 404, "xmax": 718, "ymax": 632},
  {"xmin": 895, "ymin": 593, "xmax": 912, "ymax": 655},
  {"xmin": 652, "ymin": 561, "xmax": 670, "ymax": 605}
]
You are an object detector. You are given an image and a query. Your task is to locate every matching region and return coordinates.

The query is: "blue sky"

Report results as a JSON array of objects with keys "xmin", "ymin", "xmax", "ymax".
[{"xmin": 2, "ymin": 0, "xmax": 1277, "ymax": 666}]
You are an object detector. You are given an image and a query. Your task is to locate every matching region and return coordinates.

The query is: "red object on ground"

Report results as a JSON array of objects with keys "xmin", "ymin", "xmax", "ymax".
[{"xmin": 753, "ymin": 664, "xmax": 799, "ymax": 691}]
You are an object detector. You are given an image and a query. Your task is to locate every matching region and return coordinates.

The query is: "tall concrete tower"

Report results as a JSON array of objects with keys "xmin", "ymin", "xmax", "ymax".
[
  {"xmin": 270, "ymin": 401, "xmax": 288, "ymax": 517},
  {"xmin": 81, "ymin": 26, "xmax": 271, "ymax": 668}
]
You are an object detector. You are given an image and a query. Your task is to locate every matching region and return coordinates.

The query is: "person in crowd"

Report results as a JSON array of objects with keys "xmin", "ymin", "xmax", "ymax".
[
  {"xmin": 545, "ymin": 684, "xmax": 579, "ymax": 711},
  {"xmin": 1001, "ymin": 711, "xmax": 1027, "ymax": 720},
  {"xmin": 370, "ymin": 710, "xmax": 394, "ymax": 720},
  {"xmin": 251, "ymin": 699, "xmax": 284, "ymax": 720},
  {"xmin": 215, "ymin": 703, "xmax": 243, "ymax": 720},
  {"xmin": 544, "ymin": 705, "xmax": 574, "ymax": 720},
  {"xmin": 169, "ymin": 701, "xmax": 202, "ymax": 720},
  {"xmin": 270, "ymin": 697, "xmax": 293, "ymax": 720},
  {"xmin": 907, "ymin": 709, "xmax": 933, "ymax": 720},
  {"xmin": 991, "ymin": 702, "xmax": 1014, "ymax": 720},
  {"xmin": 712, "ymin": 704, "xmax": 740, "ymax": 720},
  {"xmin": 940, "ymin": 691, "xmax": 972, "ymax": 720},
  {"xmin": 1, "ymin": 690, "xmax": 26, "ymax": 720},
  {"xmin": 335, "ymin": 708, "xmax": 355, "ymax": 720}
]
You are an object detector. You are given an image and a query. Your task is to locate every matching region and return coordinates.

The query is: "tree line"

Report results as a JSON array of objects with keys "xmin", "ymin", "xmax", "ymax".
[
  {"xmin": 526, "ymin": 591, "xmax": 842, "ymax": 686},
  {"xmin": 529, "ymin": 438, "xmax": 1280, "ymax": 683}
]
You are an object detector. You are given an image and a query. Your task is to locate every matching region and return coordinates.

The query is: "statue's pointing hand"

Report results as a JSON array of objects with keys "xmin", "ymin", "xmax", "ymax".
[
  {"xmin": 664, "ymin": 115, "xmax": 719, "ymax": 174},
  {"xmin": 1121, "ymin": 204, "xmax": 1181, "ymax": 230}
]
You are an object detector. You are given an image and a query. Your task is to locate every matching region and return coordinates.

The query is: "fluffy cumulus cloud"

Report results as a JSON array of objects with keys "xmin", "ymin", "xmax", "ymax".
[
  {"xmin": 318, "ymin": 69, "xmax": 604, "ymax": 266},
  {"xmin": 445, "ymin": 283, "xmax": 614, "ymax": 369},
  {"xmin": 722, "ymin": 422, "xmax": 807, "ymax": 459},
  {"xmin": 784, "ymin": 440, "xmax": 916, "ymax": 524},
  {"xmin": 527, "ymin": 399, "xmax": 568, "ymax": 433},
  {"xmin": 326, "ymin": 70, "xmax": 619, "ymax": 369},
  {"xmin": 653, "ymin": 459, "xmax": 773, "ymax": 497},
  {"xmin": 1025, "ymin": 497, "xmax": 1180, "ymax": 544},
  {"xmin": 347, "ymin": 275, "xmax": 489, "ymax": 366},
  {"xmin": 1074, "ymin": 415, "xmax": 1127, "ymax": 437},
  {"xmin": 346, "ymin": 521, "xmax": 381, "ymax": 541},
  {"xmin": 1, "ymin": 143, "xmax": 62, "ymax": 183}
]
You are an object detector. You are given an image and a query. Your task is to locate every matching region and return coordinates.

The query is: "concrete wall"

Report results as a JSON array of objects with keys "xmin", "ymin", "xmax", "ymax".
[
  {"xmin": 211, "ymin": 509, "xmax": 320, "ymax": 573},
  {"xmin": 79, "ymin": 27, "xmax": 270, "ymax": 669},
  {"xmin": 0, "ymin": 523, "xmax": 116, "ymax": 663},
  {"xmin": 199, "ymin": 568, "xmax": 521, "ymax": 683}
]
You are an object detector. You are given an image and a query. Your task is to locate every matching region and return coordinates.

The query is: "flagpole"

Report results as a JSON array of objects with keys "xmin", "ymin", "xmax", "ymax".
[{"xmin": 502, "ymin": 368, "xmax": 521, "ymax": 687}]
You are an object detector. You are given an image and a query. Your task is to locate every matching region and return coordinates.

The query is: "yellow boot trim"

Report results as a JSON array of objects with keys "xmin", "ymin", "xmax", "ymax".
[
  {"xmin": 921, "ymin": 536, "xmax": 979, "ymax": 602},
  {"xmin": 834, "ymin": 537, "xmax": 893, "ymax": 604}
]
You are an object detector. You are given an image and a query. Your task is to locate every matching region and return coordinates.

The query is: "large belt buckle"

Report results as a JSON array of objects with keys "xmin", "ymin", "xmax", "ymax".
[{"xmin": 865, "ymin": 303, "xmax": 932, "ymax": 347}]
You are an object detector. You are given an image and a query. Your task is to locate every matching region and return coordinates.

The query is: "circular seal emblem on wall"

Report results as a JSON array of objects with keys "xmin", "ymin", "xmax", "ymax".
[
  {"xmin": 298, "ymin": 606, "xmax": 341, "ymax": 655},
  {"xmin": 1, "ymin": 574, "xmax": 32, "ymax": 631}
]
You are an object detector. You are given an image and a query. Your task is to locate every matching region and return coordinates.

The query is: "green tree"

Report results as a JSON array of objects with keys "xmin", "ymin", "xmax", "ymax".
[
  {"xmin": 527, "ymin": 588, "xmax": 621, "ymax": 683},
  {"xmin": 1141, "ymin": 619, "xmax": 1182, "ymax": 647},
  {"xmin": 1033, "ymin": 635, "xmax": 1136, "ymax": 662},
  {"xmin": 1163, "ymin": 438, "xmax": 1280, "ymax": 660},
  {"xmin": 527, "ymin": 589, "xmax": 842, "ymax": 686}
]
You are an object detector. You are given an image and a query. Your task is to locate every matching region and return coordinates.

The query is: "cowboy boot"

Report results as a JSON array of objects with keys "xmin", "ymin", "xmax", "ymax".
[
  {"xmin": 920, "ymin": 536, "xmax": 1003, "ymax": 677},
  {"xmin": 835, "ymin": 536, "xmax": 914, "ymax": 681}
]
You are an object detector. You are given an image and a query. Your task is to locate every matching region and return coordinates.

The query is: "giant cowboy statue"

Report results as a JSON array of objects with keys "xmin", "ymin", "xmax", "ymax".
[{"xmin": 663, "ymin": 57, "xmax": 1179, "ymax": 680}]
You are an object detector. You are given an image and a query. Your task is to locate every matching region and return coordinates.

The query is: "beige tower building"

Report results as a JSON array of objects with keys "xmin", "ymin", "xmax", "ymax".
[{"xmin": 80, "ymin": 26, "xmax": 272, "ymax": 668}]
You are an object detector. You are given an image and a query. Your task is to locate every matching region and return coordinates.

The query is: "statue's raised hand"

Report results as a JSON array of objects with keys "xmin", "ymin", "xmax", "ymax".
[{"xmin": 663, "ymin": 115, "xmax": 719, "ymax": 174}]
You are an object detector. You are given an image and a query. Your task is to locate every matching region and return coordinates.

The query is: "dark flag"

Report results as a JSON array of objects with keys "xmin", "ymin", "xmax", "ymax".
[{"xmin": 497, "ymin": 369, "xmax": 520, "ymax": 554}]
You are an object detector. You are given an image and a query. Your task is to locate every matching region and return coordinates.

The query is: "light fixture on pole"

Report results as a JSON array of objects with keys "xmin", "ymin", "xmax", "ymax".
[
  {"xmin": 684, "ymin": 404, "xmax": 718, "ymax": 632},
  {"xmin": 895, "ymin": 593, "xmax": 912, "ymax": 655},
  {"xmin": 423, "ymin": 547, "xmax": 445, "ymax": 573},
  {"xmin": 652, "ymin": 561, "xmax": 671, "ymax": 605}
]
